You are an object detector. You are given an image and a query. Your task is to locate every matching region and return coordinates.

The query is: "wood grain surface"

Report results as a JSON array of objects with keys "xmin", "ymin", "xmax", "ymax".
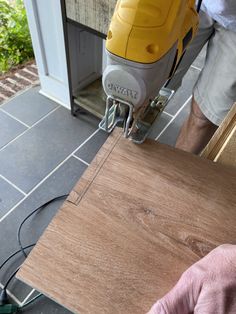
[
  {"xmin": 202, "ymin": 103, "xmax": 236, "ymax": 168},
  {"xmin": 17, "ymin": 130, "xmax": 236, "ymax": 314},
  {"xmin": 65, "ymin": 0, "xmax": 117, "ymax": 35}
]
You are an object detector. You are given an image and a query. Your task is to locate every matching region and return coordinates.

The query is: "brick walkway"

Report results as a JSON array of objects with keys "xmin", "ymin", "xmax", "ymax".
[{"xmin": 0, "ymin": 61, "xmax": 39, "ymax": 105}]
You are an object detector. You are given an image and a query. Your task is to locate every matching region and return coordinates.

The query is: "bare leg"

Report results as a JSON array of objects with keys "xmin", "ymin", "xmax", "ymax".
[{"xmin": 175, "ymin": 97, "xmax": 218, "ymax": 154}]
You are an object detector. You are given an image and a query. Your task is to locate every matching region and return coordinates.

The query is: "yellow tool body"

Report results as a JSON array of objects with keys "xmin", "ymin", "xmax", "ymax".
[
  {"xmin": 100, "ymin": 0, "xmax": 199, "ymax": 143},
  {"xmin": 107, "ymin": 0, "xmax": 198, "ymax": 65}
]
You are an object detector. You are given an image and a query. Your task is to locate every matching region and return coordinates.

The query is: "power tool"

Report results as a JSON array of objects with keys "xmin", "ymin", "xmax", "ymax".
[{"xmin": 99, "ymin": 0, "xmax": 199, "ymax": 143}]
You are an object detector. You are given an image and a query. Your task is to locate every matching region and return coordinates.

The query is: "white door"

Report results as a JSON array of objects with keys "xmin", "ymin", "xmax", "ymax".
[{"xmin": 24, "ymin": 0, "xmax": 71, "ymax": 108}]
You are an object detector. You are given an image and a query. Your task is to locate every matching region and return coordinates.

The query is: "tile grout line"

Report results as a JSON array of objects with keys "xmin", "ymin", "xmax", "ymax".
[
  {"xmin": 0, "ymin": 128, "xmax": 30, "ymax": 152},
  {"xmin": 0, "ymin": 107, "xmax": 59, "ymax": 153},
  {"xmin": 20, "ymin": 288, "xmax": 36, "ymax": 306},
  {"xmin": 0, "ymin": 282, "xmax": 21, "ymax": 306},
  {"xmin": 26, "ymin": 106, "xmax": 59, "ymax": 128},
  {"xmin": 72, "ymin": 154, "xmax": 90, "ymax": 166},
  {"xmin": 191, "ymin": 65, "xmax": 201, "ymax": 72},
  {"xmin": 0, "ymin": 128, "xmax": 100, "ymax": 223},
  {"xmin": 163, "ymin": 111, "xmax": 174, "ymax": 118},
  {"xmin": 155, "ymin": 95, "xmax": 192, "ymax": 141},
  {"xmin": 0, "ymin": 174, "xmax": 27, "ymax": 196},
  {"xmin": 0, "ymin": 108, "xmax": 30, "ymax": 128}
]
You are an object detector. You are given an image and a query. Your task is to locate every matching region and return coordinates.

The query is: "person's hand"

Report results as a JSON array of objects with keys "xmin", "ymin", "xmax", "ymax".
[{"xmin": 147, "ymin": 244, "xmax": 236, "ymax": 314}]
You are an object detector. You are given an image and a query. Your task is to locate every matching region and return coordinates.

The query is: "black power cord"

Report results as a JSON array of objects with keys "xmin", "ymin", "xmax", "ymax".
[
  {"xmin": 17, "ymin": 194, "xmax": 69, "ymax": 258},
  {"xmin": 0, "ymin": 194, "xmax": 68, "ymax": 312},
  {"xmin": 0, "ymin": 245, "xmax": 35, "ymax": 307},
  {"xmin": 2, "ymin": 264, "xmax": 43, "ymax": 313},
  {"xmin": 197, "ymin": 0, "xmax": 203, "ymax": 13},
  {"xmin": 4, "ymin": 267, "xmax": 20, "ymax": 292},
  {"xmin": 0, "ymin": 245, "xmax": 35, "ymax": 272}
]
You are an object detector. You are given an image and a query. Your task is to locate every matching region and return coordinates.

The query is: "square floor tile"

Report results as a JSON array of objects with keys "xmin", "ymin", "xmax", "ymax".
[
  {"xmin": 0, "ymin": 177, "xmax": 24, "ymax": 218},
  {"xmin": 74, "ymin": 129, "xmax": 109, "ymax": 164},
  {"xmin": 0, "ymin": 110, "xmax": 27, "ymax": 149},
  {"xmin": 2, "ymin": 86, "xmax": 58, "ymax": 126},
  {"xmin": 165, "ymin": 68, "xmax": 199, "ymax": 116},
  {"xmin": 0, "ymin": 157, "xmax": 87, "ymax": 303},
  {"xmin": 0, "ymin": 107, "xmax": 98, "ymax": 193},
  {"xmin": 158, "ymin": 100, "xmax": 191, "ymax": 147},
  {"xmin": 148, "ymin": 112, "xmax": 172, "ymax": 140}
]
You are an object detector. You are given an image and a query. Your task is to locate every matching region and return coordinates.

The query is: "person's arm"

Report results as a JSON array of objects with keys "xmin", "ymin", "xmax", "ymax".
[{"xmin": 147, "ymin": 244, "xmax": 236, "ymax": 314}]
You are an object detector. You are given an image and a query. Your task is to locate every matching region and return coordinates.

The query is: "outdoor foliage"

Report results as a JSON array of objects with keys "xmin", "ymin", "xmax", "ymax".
[{"xmin": 0, "ymin": 0, "xmax": 34, "ymax": 74}]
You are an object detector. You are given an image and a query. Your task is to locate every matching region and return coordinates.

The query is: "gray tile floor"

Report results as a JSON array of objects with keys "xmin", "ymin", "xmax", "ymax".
[{"xmin": 0, "ymin": 51, "xmax": 205, "ymax": 313}]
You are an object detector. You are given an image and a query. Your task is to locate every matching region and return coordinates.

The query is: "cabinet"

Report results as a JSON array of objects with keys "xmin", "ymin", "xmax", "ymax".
[{"xmin": 24, "ymin": 0, "xmax": 116, "ymax": 114}]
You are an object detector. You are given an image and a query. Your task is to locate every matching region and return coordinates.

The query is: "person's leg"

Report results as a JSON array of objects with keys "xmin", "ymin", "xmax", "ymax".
[
  {"xmin": 175, "ymin": 97, "xmax": 218, "ymax": 154},
  {"xmin": 176, "ymin": 23, "xmax": 236, "ymax": 154}
]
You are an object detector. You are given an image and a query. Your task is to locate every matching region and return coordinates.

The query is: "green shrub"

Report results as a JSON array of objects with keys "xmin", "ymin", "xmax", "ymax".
[{"xmin": 0, "ymin": 0, "xmax": 34, "ymax": 74}]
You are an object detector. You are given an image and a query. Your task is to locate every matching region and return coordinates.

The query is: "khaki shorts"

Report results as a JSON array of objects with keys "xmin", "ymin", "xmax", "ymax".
[{"xmin": 167, "ymin": 11, "xmax": 236, "ymax": 126}]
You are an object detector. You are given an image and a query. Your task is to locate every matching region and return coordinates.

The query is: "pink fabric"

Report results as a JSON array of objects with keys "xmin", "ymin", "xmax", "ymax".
[{"xmin": 147, "ymin": 245, "xmax": 236, "ymax": 314}]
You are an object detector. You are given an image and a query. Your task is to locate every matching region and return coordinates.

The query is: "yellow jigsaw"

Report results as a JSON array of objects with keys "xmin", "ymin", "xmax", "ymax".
[{"xmin": 100, "ymin": 0, "xmax": 199, "ymax": 143}]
